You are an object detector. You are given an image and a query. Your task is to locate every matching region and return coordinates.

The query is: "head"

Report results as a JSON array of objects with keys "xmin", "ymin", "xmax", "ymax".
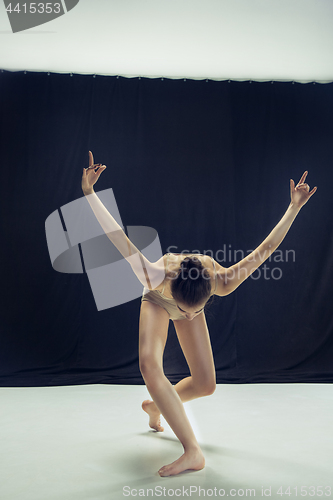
[{"xmin": 170, "ymin": 256, "xmax": 212, "ymax": 320}]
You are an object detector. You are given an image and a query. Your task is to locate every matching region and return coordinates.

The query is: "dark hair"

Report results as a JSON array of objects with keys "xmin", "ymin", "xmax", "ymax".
[{"xmin": 170, "ymin": 256, "xmax": 212, "ymax": 307}]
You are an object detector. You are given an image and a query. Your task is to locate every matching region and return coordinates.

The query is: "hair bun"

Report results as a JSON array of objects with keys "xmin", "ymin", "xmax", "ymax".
[
  {"xmin": 180, "ymin": 256, "xmax": 202, "ymax": 275},
  {"xmin": 171, "ymin": 255, "xmax": 212, "ymax": 307}
]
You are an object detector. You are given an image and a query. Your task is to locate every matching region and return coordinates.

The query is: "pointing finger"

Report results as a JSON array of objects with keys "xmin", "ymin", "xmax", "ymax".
[{"xmin": 89, "ymin": 150, "xmax": 94, "ymax": 167}]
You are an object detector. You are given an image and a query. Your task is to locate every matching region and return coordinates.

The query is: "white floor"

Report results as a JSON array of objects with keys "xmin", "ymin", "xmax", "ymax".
[{"xmin": 0, "ymin": 384, "xmax": 332, "ymax": 500}]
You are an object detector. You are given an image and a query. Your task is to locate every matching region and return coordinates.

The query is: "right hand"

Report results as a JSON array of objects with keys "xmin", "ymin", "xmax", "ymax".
[
  {"xmin": 290, "ymin": 171, "xmax": 317, "ymax": 209},
  {"xmin": 82, "ymin": 150, "xmax": 107, "ymax": 194}
]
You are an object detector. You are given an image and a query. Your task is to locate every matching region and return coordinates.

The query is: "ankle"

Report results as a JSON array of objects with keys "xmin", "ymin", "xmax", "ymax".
[{"xmin": 183, "ymin": 443, "xmax": 202, "ymax": 454}]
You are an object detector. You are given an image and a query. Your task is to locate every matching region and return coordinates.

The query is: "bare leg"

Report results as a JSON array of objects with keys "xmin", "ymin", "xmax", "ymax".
[
  {"xmin": 143, "ymin": 311, "xmax": 216, "ymax": 422},
  {"xmin": 139, "ymin": 301, "xmax": 205, "ymax": 476}
]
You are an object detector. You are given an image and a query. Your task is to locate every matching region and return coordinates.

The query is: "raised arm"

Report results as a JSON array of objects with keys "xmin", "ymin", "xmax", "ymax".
[
  {"xmin": 215, "ymin": 171, "xmax": 317, "ymax": 296},
  {"xmin": 81, "ymin": 151, "xmax": 164, "ymax": 289}
]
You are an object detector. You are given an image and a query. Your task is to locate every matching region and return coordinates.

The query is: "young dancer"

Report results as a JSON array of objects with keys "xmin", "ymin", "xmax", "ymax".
[{"xmin": 82, "ymin": 151, "xmax": 317, "ymax": 477}]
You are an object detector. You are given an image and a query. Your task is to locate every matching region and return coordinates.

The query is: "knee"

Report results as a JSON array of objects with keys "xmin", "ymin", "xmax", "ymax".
[
  {"xmin": 205, "ymin": 381, "xmax": 216, "ymax": 396},
  {"xmin": 196, "ymin": 379, "xmax": 216, "ymax": 397},
  {"xmin": 139, "ymin": 357, "xmax": 155, "ymax": 378},
  {"xmin": 139, "ymin": 357, "xmax": 164, "ymax": 386}
]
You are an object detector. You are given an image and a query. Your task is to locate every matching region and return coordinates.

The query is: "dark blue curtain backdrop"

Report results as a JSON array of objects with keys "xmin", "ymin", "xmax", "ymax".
[{"xmin": 0, "ymin": 70, "xmax": 332, "ymax": 387}]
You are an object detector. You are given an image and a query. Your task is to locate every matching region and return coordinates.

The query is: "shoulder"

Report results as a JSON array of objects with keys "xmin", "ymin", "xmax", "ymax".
[
  {"xmin": 144, "ymin": 255, "xmax": 167, "ymax": 291},
  {"xmin": 152, "ymin": 253, "xmax": 183, "ymax": 292}
]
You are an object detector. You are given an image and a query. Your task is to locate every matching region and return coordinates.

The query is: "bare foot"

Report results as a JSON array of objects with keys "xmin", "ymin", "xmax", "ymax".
[
  {"xmin": 142, "ymin": 400, "xmax": 164, "ymax": 432},
  {"xmin": 158, "ymin": 448, "xmax": 205, "ymax": 477}
]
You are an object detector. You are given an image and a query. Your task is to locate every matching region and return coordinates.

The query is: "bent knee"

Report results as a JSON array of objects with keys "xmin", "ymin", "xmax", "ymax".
[
  {"xmin": 205, "ymin": 381, "xmax": 216, "ymax": 396},
  {"xmin": 196, "ymin": 379, "xmax": 216, "ymax": 397}
]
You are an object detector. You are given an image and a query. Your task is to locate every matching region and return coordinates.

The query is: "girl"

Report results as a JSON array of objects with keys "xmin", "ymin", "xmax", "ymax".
[{"xmin": 82, "ymin": 151, "xmax": 316, "ymax": 477}]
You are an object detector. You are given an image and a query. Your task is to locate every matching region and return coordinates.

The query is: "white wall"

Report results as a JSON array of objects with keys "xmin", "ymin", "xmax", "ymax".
[{"xmin": 0, "ymin": 0, "xmax": 332, "ymax": 82}]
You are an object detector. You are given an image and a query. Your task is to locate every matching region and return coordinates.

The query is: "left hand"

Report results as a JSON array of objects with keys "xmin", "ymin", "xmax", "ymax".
[
  {"xmin": 82, "ymin": 151, "xmax": 107, "ymax": 194},
  {"xmin": 290, "ymin": 171, "xmax": 317, "ymax": 208}
]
